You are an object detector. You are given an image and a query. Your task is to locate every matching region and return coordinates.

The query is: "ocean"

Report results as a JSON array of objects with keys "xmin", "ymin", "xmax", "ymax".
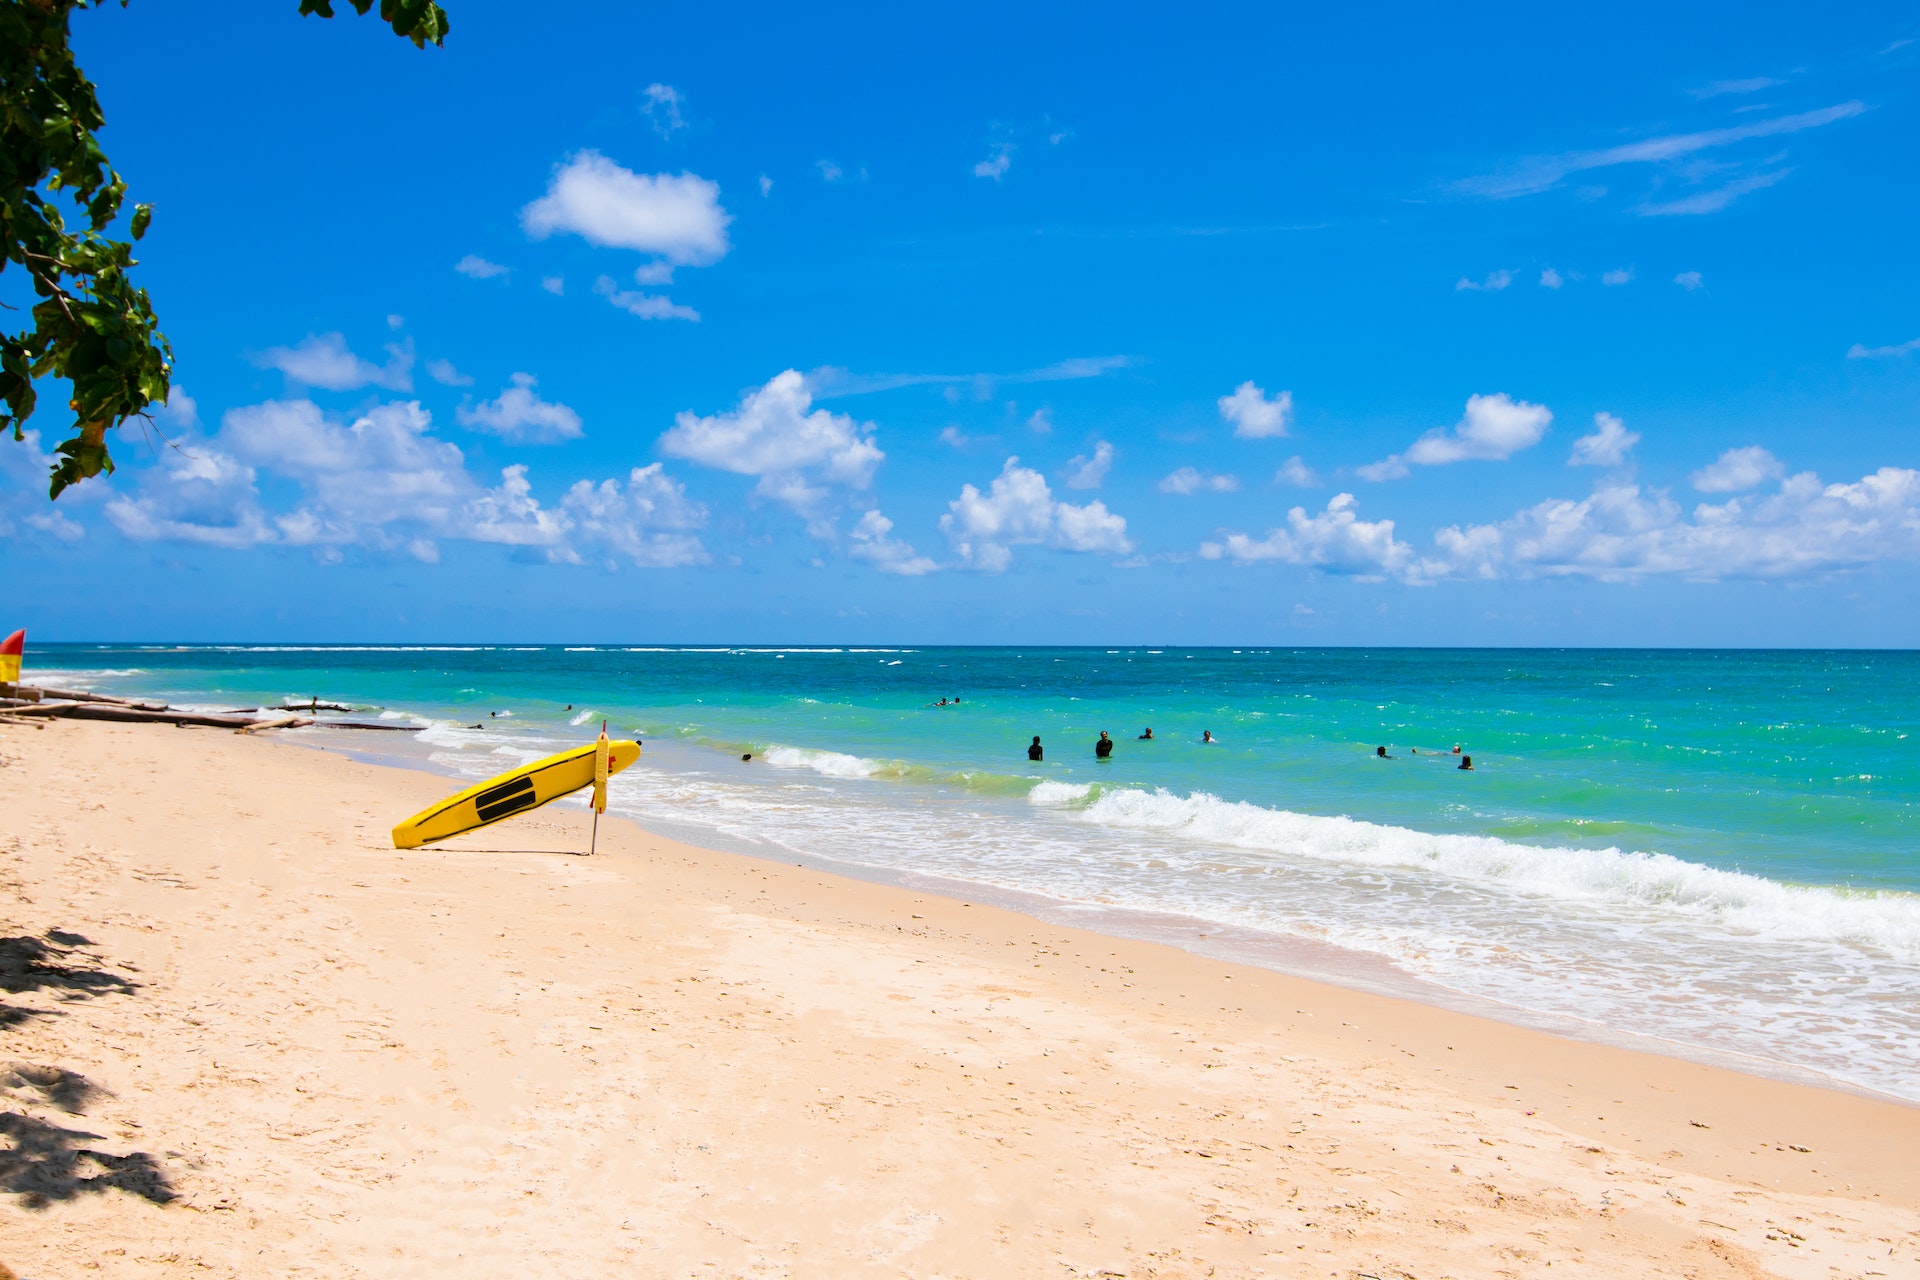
[{"xmin": 24, "ymin": 644, "xmax": 1920, "ymax": 1101}]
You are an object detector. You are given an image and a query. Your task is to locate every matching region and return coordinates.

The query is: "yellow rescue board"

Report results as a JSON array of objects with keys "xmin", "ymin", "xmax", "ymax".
[{"xmin": 392, "ymin": 739, "xmax": 640, "ymax": 848}]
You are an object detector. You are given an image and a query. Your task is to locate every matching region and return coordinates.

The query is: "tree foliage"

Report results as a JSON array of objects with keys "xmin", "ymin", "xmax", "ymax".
[{"xmin": 1, "ymin": 0, "xmax": 448, "ymax": 498}]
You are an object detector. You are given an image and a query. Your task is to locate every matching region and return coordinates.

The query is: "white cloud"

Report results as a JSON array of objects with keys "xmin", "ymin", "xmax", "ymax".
[
  {"xmin": 154, "ymin": 386, "xmax": 199, "ymax": 431},
  {"xmin": 1217, "ymin": 381, "xmax": 1292, "ymax": 438},
  {"xmin": 541, "ymin": 276, "xmax": 565, "ymax": 295},
  {"xmin": 1847, "ymin": 336, "xmax": 1920, "ymax": 359},
  {"xmin": 1063, "ymin": 440, "xmax": 1113, "ymax": 489},
  {"xmin": 974, "ymin": 142, "xmax": 1014, "ymax": 180},
  {"xmin": 806, "ymin": 356, "xmax": 1131, "ymax": 400},
  {"xmin": 426, "ymin": 358, "xmax": 473, "ymax": 387},
  {"xmin": 1, "ymin": 429, "xmax": 82, "ymax": 539},
  {"xmin": 1689, "ymin": 77, "xmax": 1784, "ymax": 99},
  {"xmin": 1636, "ymin": 169, "xmax": 1790, "ymax": 216},
  {"xmin": 521, "ymin": 151, "xmax": 731, "ymax": 266},
  {"xmin": 1275, "ymin": 456, "xmax": 1320, "ymax": 487},
  {"xmin": 104, "ymin": 397, "xmax": 706, "ymax": 567},
  {"xmin": 816, "ymin": 160, "xmax": 843, "ymax": 182},
  {"xmin": 1199, "ymin": 493, "xmax": 1415, "ymax": 581},
  {"xmin": 1675, "ymin": 270, "xmax": 1705, "ymax": 291},
  {"xmin": 1455, "ymin": 269, "xmax": 1513, "ymax": 292},
  {"xmin": 594, "ymin": 274, "xmax": 699, "ymax": 322},
  {"xmin": 1602, "ymin": 267, "xmax": 1635, "ymax": 286},
  {"xmin": 661, "ymin": 370, "xmax": 884, "ymax": 532},
  {"xmin": 1691, "ymin": 445, "xmax": 1784, "ymax": 493},
  {"xmin": 1430, "ymin": 468, "xmax": 1920, "ymax": 582},
  {"xmin": 758, "ymin": 174, "xmax": 773, "ymax": 197},
  {"xmin": 1363, "ymin": 393, "xmax": 1553, "ymax": 479},
  {"xmin": 1026, "ymin": 408, "xmax": 1053, "ymax": 434},
  {"xmin": 455, "ymin": 373, "xmax": 584, "ymax": 443},
  {"xmin": 1455, "ymin": 102, "xmax": 1864, "ymax": 200},
  {"xmin": 1569, "ymin": 412, "xmax": 1640, "ymax": 467},
  {"xmin": 1539, "ymin": 267, "xmax": 1564, "ymax": 289},
  {"xmin": 938, "ymin": 425, "xmax": 971, "ymax": 448},
  {"xmin": 1159, "ymin": 466, "xmax": 1239, "ymax": 495},
  {"xmin": 634, "ymin": 260, "xmax": 675, "ymax": 285},
  {"xmin": 455, "ymin": 254, "xmax": 509, "ymax": 279},
  {"xmin": 255, "ymin": 333, "xmax": 414, "ymax": 392},
  {"xmin": 848, "ymin": 509, "xmax": 939, "ymax": 575},
  {"xmin": 940, "ymin": 457, "xmax": 1132, "ymax": 571},
  {"xmin": 642, "ymin": 83, "xmax": 686, "ymax": 138},
  {"xmin": 557, "ymin": 463, "xmax": 709, "ymax": 567}
]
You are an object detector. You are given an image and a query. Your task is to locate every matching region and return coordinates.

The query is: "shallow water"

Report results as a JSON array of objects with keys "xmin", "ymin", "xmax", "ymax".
[{"xmin": 29, "ymin": 644, "xmax": 1920, "ymax": 1100}]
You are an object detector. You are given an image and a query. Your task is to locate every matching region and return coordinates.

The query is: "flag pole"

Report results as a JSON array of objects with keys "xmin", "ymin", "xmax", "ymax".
[{"xmin": 590, "ymin": 719, "xmax": 610, "ymax": 856}]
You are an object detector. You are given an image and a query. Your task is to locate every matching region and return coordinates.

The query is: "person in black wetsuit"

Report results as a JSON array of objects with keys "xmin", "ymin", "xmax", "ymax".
[
  {"xmin": 1028, "ymin": 736, "xmax": 1044, "ymax": 761},
  {"xmin": 1138, "ymin": 727, "xmax": 1153, "ymax": 740},
  {"xmin": 1095, "ymin": 731, "xmax": 1113, "ymax": 759}
]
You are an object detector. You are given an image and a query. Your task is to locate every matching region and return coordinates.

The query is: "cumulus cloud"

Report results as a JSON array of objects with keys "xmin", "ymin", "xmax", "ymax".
[
  {"xmin": 1569, "ymin": 412, "xmax": 1640, "ymax": 467},
  {"xmin": 1275, "ymin": 456, "xmax": 1320, "ymax": 487},
  {"xmin": 940, "ymin": 457, "xmax": 1132, "ymax": 571},
  {"xmin": 556, "ymin": 464, "xmax": 709, "ymax": 567},
  {"xmin": 455, "ymin": 254, "xmax": 509, "ymax": 279},
  {"xmin": 1675, "ymin": 270, "xmax": 1705, "ymax": 291},
  {"xmin": 1063, "ymin": 440, "xmax": 1113, "ymax": 489},
  {"xmin": 1217, "ymin": 381, "xmax": 1292, "ymax": 438},
  {"xmin": 642, "ymin": 83, "xmax": 686, "ymax": 138},
  {"xmin": 1431, "ymin": 468, "xmax": 1920, "ymax": 582},
  {"xmin": 103, "ymin": 398, "xmax": 706, "ymax": 567},
  {"xmin": 455, "ymin": 373, "xmax": 584, "ymax": 443},
  {"xmin": 1602, "ymin": 267, "xmax": 1635, "ymax": 286},
  {"xmin": 541, "ymin": 276, "xmax": 565, "ymax": 295},
  {"xmin": 522, "ymin": 152, "xmax": 731, "ymax": 266},
  {"xmin": 1691, "ymin": 445, "xmax": 1784, "ymax": 493},
  {"xmin": 848, "ymin": 509, "xmax": 939, "ymax": 575},
  {"xmin": 1200, "ymin": 493, "xmax": 1415, "ymax": 581},
  {"xmin": 1361, "ymin": 393, "xmax": 1552, "ymax": 480},
  {"xmin": 974, "ymin": 143, "xmax": 1014, "ymax": 180},
  {"xmin": 1847, "ymin": 336, "xmax": 1920, "ymax": 359},
  {"xmin": 1455, "ymin": 269, "xmax": 1513, "ymax": 292},
  {"xmin": 660, "ymin": 370, "xmax": 883, "ymax": 533},
  {"xmin": 426, "ymin": 358, "xmax": 473, "ymax": 387},
  {"xmin": 816, "ymin": 160, "xmax": 843, "ymax": 182},
  {"xmin": 255, "ymin": 333, "xmax": 414, "ymax": 392},
  {"xmin": 1539, "ymin": 267, "xmax": 1564, "ymax": 289},
  {"xmin": 594, "ymin": 273, "xmax": 699, "ymax": 322},
  {"xmin": 1159, "ymin": 466, "xmax": 1239, "ymax": 495}
]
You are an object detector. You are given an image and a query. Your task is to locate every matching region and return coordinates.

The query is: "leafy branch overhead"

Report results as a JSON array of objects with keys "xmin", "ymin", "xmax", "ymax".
[{"xmin": 0, "ymin": 0, "xmax": 449, "ymax": 499}]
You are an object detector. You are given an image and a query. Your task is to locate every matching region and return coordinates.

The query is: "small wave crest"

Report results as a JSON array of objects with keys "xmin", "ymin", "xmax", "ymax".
[
  {"xmin": 1027, "ymin": 780, "xmax": 1095, "ymax": 805},
  {"xmin": 1074, "ymin": 786, "xmax": 1920, "ymax": 958},
  {"xmin": 763, "ymin": 745, "xmax": 885, "ymax": 779},
  {"xmin": 569, "ymin": 709, "xmax": 595, "ymax": 726}
]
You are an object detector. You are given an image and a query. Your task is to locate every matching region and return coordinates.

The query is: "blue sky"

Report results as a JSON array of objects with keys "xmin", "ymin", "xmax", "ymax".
[{"xmin": 4, "ymin": 1, "xmax": 1918, "ymax": 643}]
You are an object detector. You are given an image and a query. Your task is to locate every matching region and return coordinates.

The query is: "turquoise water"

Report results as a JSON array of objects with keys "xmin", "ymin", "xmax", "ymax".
[{"xmin": 26, "ymin": 644, "xmax": 1920, "ymax": 1099}]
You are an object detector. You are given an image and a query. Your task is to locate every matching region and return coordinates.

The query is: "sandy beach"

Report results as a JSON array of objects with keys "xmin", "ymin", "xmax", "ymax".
[{"xmin": 0, "ymin": 718, "xmax": 1914, "ymax": 1279}]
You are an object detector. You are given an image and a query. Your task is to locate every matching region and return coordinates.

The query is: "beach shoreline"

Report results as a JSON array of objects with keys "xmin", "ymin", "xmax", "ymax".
[{"xmin": 2, "ymin": 717, "xmax": 1916, "ymax": 1277}]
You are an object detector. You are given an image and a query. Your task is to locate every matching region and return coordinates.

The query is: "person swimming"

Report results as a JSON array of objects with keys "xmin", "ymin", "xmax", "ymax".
[
  {"xmin": 1028, "ymin": 735, "xmax": 1044, "ymax": 761},
  {"xmin": 1202, "ymin": 730, "xmax": 1215, "ymax": 743},
  {"xmin": 1138, "ymin": 727, "xmax": 1154, "ymax": 740},
  {"xmin": 1375, "ymin": 745, "xmax": 1392, "ymax": 758},
  {"xmin": 1095, "ymin": 731, "xmax": 1113, "ymax": 759},
  {"xmin": 1458, "ymin": 754, "xmax": 1474, "ymax": 771}
]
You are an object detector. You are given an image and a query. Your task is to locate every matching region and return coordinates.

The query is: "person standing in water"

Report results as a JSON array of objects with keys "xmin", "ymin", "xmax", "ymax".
[
  {"xmin": 1095, "ymin": 731, "xmax": 1113, "ymax": 759},
  {"xmin": 1138, "ymin": 727, "xmax": 1154, "ymax": 740},
  {"xmin": 1028, "ymin": 736, "xmax": 1044, "ymax": 761},
  {"xmin": 1202, "ymin": 730, "xmax": 1215, "ymax": 744},
  {"xmin": 1458, "ymin": 754, "xmax": 1474, "ymax": 771}
]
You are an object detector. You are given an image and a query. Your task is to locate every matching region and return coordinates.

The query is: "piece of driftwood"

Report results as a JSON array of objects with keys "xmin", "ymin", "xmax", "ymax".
[
  {"xmin": 0, "ymin": 713, "xmax": 45, "ymax": 729},
  {"xmin": 319, "ymin": 721, "xmax": 422, "ymax": 732},
  {"xmin": 0, "ymin": 684, "xmax": 42, "ymax": 703},
  {"xmin": 237, "ymin": 716, "xmax": 312, "ymax": 734},
  {"xmin": 279, "ymin": 699, "xmax": 355, "ymax": 712},
  {"xmin": 13, "ymin": 703, "xmax": 269, "ymax": 729},
  {"xmin": 25, "ymin": 686, "xmax": 165, "ymax": 708}
]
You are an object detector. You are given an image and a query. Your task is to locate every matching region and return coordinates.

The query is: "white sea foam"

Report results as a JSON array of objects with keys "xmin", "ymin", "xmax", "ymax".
[
  {"xmin": 1027, "ymin": 780, "xmax": 1094, "ymax": 805},
  {"xmin": 1073, "ymin": 786, "xmax": 1920, "ymax": 960},
  {"xmin": 569, "ymin": 709, "xmax": 595, "ymax": 726},
  {"xmin": 762, "ymin": 745, "xmax": 883, "ymax": 779}
]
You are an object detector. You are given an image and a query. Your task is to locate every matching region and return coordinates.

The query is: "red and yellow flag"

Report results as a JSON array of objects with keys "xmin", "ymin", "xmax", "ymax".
[
  {"xmin": 592, "ymin": 720, "xmax": 610, "ymax": 814},
  {"xmin": 0, "ymin": 629, "xmax": 22, "ymax": 685}
]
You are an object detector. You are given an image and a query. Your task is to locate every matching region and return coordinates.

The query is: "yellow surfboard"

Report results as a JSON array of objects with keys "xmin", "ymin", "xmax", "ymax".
[{"xmin": 392, "ymin": 738, "xmax": 640, "ymax": 848}]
